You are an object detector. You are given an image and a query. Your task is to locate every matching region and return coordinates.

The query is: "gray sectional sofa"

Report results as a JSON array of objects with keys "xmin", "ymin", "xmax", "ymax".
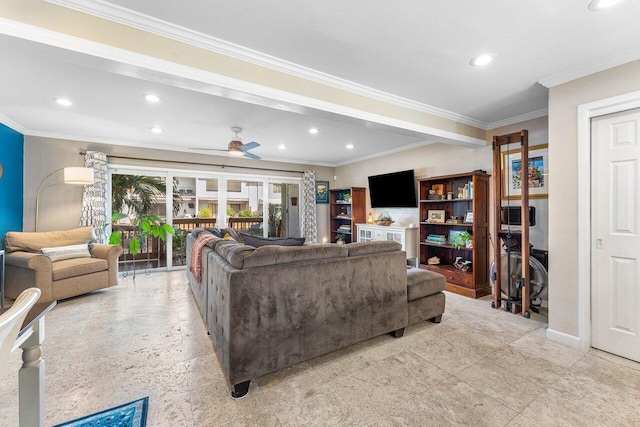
[{"xmin": 186, "ymin": 228, "xmax": 445, "ymax": 398}]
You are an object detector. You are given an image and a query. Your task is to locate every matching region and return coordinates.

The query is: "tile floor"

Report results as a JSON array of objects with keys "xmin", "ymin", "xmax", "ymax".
[{"xmin": 1, "ymin": 271, "xmax": 639, "ymax": 426}]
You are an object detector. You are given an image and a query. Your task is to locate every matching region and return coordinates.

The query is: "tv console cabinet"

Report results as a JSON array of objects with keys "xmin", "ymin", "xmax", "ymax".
[{"xmin": 356, "ymin": 223, "xmax": 418, "ymax": 266}]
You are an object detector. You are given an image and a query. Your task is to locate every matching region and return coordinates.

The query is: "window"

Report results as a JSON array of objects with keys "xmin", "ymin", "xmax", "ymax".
[
  {"xmin": 227, "ymin": 180, "xmax": 242, "ymax": 192},
  {"xmin": 205, "ymin": 179, "xmax": 218, "ymax": 191}
]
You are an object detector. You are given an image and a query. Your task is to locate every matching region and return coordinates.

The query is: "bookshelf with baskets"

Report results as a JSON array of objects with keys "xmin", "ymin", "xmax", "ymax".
[
  {"xmin": 329, "ymin": 187, "xmax": 366, "ymax": 244},
  {"xmin": 418, "ymin": 172, "xmax": 490, "ymax": 298}
]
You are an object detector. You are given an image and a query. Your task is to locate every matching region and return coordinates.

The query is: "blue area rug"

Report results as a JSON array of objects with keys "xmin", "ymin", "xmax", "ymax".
[{"xmin": 54, "ymin": 397, "xmax": 148, "ymax": 427}]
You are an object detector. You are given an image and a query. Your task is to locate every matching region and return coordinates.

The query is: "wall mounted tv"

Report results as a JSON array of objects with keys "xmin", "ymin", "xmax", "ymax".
[{"xmin": 368, "ymin": 169, "xmax": 418, "ymax": 208}]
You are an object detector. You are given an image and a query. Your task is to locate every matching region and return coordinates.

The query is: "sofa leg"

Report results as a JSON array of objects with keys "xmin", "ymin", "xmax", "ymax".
[
  {"xmin": 230, "ymin": 381, "xmax": 251, "ymax": 399},
  {"xmin": 389, "ymin": 328, "xmax": 405, "ymax": 338},
  {"xmin": 429, "ymin": 315, "xmax": 442, "ymax": 324}
]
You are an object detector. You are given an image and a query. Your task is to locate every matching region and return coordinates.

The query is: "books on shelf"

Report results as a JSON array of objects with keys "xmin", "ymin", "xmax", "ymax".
[
  {"xmin": 337, "ymin": 225, "xmax": 351, "ymax": 232},
  {"xmin": 426, "ymin": 234, "xmax": 447, "ymax": 244}
]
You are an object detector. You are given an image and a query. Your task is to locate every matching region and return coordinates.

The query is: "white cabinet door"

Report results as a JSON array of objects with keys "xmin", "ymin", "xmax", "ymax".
[
  {"xmin": 386, "ymin": 231, "xmax": 402, "ymax": 244},
  {"xmin": 359, "ymin": 227, "xmax": 373, "ymax": 242}
]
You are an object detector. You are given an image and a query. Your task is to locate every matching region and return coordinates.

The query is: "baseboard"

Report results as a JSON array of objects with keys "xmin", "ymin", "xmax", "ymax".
[{"xmin": 546, "ymin": 328, "xmax": 586, "ymax": 350}]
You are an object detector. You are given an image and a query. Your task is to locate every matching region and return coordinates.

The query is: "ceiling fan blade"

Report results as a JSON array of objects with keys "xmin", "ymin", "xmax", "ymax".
[
  {"xmin": 241, "ymin": 141, "xmax": 260, "ymax": 151},
  {"xmin": 188, "ymin": 147, "xmax": 227, "ymax": 152},
  {"xmin": 243, "ymin": 151, "xmax": 262, "ymax": 160}
]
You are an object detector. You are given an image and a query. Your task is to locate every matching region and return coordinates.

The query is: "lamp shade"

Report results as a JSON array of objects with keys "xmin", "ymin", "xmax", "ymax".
[{"xmin": 63, "ymin": 167, "xmax": 94, "ymax": 185}]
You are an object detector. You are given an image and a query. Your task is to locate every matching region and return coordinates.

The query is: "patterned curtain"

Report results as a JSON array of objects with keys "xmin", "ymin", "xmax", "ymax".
[
  {"xmin": 301, "ymin": 170, "xmax": 317, "ymax": 244},
  {"xmin": 79, "ymin": 151, "xmax": 108, "ymax": 243}
]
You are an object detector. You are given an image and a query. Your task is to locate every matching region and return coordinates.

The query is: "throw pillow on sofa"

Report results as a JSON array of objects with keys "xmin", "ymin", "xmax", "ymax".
[
  {"xmin": 238, "ymin": 232, "xmax": 305, "ymax": 248},
  {"xmin": 203, "ymin": 227, "xmax": 243, "ymax": 243}
]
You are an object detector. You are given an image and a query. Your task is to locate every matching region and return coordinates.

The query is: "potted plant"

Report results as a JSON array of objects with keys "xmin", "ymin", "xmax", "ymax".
[
  {"xmin": 109, "ymin": 213, "xmax": 175, "ymax": 277},
  {"xmin": 375, "ymin": 211, "xmax": 394, "ymax": 226},
  {"xmin": 336, "ymin": 233, "xmax": 347, "ymax": 245},
  {"xmin": 450, "ymin": 231, "xmax": 472, "ymax": 249}
]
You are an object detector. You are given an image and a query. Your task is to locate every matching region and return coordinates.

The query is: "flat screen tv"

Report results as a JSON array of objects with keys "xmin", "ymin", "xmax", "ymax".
[{"xmin": 368, "ymin": 170, "xmax": 417, "ymax": 208}]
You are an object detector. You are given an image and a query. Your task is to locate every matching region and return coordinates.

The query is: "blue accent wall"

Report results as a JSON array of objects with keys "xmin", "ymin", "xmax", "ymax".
[{"xmin": 0, "ymin": 123, "xmax": 24, "ymax": 244}]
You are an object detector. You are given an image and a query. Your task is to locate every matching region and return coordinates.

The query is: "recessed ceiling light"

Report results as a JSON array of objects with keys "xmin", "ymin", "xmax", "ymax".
[
  {"xmin": 309, "ymin": 128, "xmax": 319, "ymax": 135},
  {"xmin": 145, "ymin": 94, "xmax": 161, "ymax": 103},
  {"xmin": 469, "ymin": 54, "xmax": 493, "ymax": 67},
  {"xmin": 54, "ymin": 98, "xmax": 72, "ymax": 107},
  {"xmin": 346, "ymin": 143, "xmax": 354, "ymax": 150},
  {"xmin": 588, "ymin": 0, "xmax": 623, "ymax": 11},
  {"xmin": 278, "ymin": 143, "xmax": 286, "ymax": 150},
  {"xmin": 149, "ymin": 127, "xmax": 163, "ymax": 134}
]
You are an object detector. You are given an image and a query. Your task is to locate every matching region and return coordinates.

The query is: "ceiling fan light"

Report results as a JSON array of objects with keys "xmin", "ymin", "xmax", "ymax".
[{"xmin": 228, "ymin": 140, "xmax": 244, "ymax": 156}]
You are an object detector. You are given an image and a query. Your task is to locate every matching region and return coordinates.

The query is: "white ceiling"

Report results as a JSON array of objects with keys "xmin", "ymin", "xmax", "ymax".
[{"xmin": 2, "ymin": 0, "xmax": 640, "ymax": 165}]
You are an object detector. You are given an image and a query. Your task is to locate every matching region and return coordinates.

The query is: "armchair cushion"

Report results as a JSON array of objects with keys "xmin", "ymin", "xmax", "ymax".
[
  {"xmin": 52, "ymin": 258, "xmax": 108, "ymax": 281},
  {"xmin": 40, "ymin": 243, "xmax": 91, "ymax": 262}
]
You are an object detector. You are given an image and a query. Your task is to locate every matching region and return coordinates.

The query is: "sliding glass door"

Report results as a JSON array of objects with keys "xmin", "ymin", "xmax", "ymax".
[{"xmin": 109, "ymin": 166, "xmax": 302, "ymax": 270}]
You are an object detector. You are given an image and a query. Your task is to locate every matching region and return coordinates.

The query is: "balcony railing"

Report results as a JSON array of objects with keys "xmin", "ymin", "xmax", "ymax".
[
  {"xmin": 172, "ymin": 217, "xmax": 217, "ymax": 231},
  {"xmin": 113, "ymin": 217, "xmax": 264, "ymax": 269}
]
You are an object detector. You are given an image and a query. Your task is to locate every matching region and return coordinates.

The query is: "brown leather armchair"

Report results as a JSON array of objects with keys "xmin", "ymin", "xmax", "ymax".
[{"xmin": 2, "ymin": 227, "xmax": 123, "ymax": 303}]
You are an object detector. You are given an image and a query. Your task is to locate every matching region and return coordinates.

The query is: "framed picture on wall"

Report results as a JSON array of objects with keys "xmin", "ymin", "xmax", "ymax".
[
  {"xmin": 315, "ymin": 181, "xmax": 329, "ymax": 204},
  {"xmin": 501, "ymin": 144, "xmax": 549, "ymax": 200}
]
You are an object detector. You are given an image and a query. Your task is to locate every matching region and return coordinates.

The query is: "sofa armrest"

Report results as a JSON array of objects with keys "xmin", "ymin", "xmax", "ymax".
[
  {"xmin": 5, "ymin": 251, "xmax": 52, "ymax": 270},
  {"xmin": 90, "ymin": 244, "xmax": 123, "ymax": 260},
  {"xmin": 4, "ymin": 251, "xmax": 54, "ymax": 302},
  {"xmin": 90, "ymin": 244, "xmax": 123, "ymax": 287}
]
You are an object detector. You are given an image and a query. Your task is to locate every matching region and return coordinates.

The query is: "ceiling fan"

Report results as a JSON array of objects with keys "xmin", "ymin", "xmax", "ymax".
[{"xmin": 190, "ymin": 126, "xmax": 262, "ymax": 160}]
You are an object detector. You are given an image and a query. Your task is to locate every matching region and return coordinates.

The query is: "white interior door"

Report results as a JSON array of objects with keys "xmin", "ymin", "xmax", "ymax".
[{"xmin": 592, "ymin": 107, "xmax": 640, "ymax": 362}]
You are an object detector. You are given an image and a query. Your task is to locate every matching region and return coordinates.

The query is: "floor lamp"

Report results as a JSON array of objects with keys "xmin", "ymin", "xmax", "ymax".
[{"xmin": 35, "ymin": 167, "xmax": 95, "ymax": 231}]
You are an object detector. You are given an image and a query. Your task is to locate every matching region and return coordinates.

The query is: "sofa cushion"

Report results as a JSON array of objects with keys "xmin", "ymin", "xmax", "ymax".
[
  {"xmin": 3, "ymin": 227, "xmax": 97, "ymax": 253},
  {"xmin": 346, "ymin": 241, "xmax": 402, "ymax": 257},
  {"xmin": 406, "ymin": 268, "xmax": 446, "ymax": 301},
  {"xmin": 238, "ymin": 232, "xmax": 306, "ymax": 248},
  {"xmin": 214, "ymin": 239, "xmax": 256, "ymax": 269},
  {"xmin": 52, "ymin": 257, "xmax": 109, "ymax": 281},
  {"xmin": 41, "ymin": 243, "xmax": 91, "ymax": 262},
  {"xmin": 242, "ymin": 244, "xmax": 348, "ymax": 269}
]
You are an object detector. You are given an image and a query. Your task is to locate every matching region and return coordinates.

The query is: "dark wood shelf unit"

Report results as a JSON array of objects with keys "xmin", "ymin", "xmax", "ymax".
[
  {"xmin": 329, "ymin": 187, "xmax": 366, "ymax": 243},
  {"xmin": 418, "ymin": 172, "xmax": 490, "ymax": 298}
]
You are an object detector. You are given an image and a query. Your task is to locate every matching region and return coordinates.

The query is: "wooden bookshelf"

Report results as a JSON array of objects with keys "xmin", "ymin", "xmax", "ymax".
[
  {"xmin": 418, "ymin": 172, "xmax": 491, "ymax": 298},
  {"xmin": 329, "ymin": 187, "xmax": 366, "ymax": 244}
]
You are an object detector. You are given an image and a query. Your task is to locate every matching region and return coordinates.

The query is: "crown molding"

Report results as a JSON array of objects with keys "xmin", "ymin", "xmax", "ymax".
[
  {"xmin": 487, "ymin": 108, "xmax": 548, "ymax": 130},
  {"xmin": 45, "ymin": 0, "xmax": 487, "ymax": 129},
  {"xmin": 0, "ymin": 113, "xmax": 28, "ymax": 134},
  {"xmin": 539, "ymin": 46, "xmax": 640, "ymax": 88}
]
